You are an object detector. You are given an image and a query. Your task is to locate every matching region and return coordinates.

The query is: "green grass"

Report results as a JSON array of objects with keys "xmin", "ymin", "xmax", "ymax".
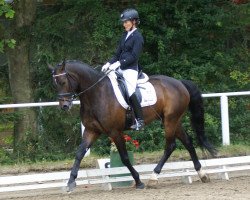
[{"xmin": 0, "ymin": 144, "xmax": 249, "ymax": 175}]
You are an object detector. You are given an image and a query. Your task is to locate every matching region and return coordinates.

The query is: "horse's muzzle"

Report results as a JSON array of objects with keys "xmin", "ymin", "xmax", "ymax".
[
  {"xmin": 62, "ymin": 104, "xmax": 70, "ymax": 111},
  {"xmin": 60, "ymin": 100, "xmax": 73, "ymax": 111}
]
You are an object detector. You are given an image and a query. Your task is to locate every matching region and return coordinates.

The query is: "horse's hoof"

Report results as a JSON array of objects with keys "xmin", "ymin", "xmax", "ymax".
[
  {"xmin": 136, "ymin": 182, "xmax": 145, "ymax": 189},
  {"xmin": 198, "ymin": 168, "xmax": 210, "ymax": 183},
  {"xmin": 201, "ymin": 174, "xmax": 210, "ymax": 183},
  {"xmin": 147, "ymin": 179, "xmax": 159, "ymax": 188},
  {"xmin": 66, "ymin": 181, "xmax": 76, "ymax": 192}
]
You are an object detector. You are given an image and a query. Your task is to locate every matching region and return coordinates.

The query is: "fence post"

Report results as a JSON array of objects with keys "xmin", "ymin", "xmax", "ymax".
[{"xmin": 220, "ymin": 95, "xmax": 230, "ymax": 145}]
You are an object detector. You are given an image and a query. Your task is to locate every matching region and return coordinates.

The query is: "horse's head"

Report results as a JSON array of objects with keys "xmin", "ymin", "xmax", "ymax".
[{"xmin": 49, "ymin": 60, "xmax": 77, "ymax": 111}]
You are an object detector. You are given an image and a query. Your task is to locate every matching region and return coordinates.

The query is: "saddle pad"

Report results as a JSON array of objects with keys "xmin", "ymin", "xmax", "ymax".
[{"xmin": 108, "ymin": 71, "xmax": 157, "ymax": 109}]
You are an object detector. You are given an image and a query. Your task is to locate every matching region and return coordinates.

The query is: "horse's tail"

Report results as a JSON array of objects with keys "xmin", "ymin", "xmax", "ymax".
[{"xmin": 181, "ymin": 80, "xmax": 217, "ymax": 157}]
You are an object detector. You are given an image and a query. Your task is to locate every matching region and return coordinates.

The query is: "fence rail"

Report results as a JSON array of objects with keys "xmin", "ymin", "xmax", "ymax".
[
  {"xmin": 0, "ymin": 91, "xmax": 249, "ymax": 145},
  {"xmin": 0, "ymin": 156, "xmax": 249, "ymax": 192}
]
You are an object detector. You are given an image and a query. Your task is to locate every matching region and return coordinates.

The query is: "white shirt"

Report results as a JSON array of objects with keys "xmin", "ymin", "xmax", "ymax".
[{"xmin": 125, "ymin": 28, "xmax": 137, "ymax": 40}]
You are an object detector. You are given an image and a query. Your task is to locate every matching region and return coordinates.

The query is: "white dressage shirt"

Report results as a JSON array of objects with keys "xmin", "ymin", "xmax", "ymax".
[{"xmin": 125, "ymin": 28, "xmax": 137, "ymax": 40}]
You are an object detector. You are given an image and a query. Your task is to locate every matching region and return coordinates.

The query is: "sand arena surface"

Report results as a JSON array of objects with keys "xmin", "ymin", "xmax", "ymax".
[{"xmin": 0, "ymin": 172, "xmax": 249, "ymax": 200}]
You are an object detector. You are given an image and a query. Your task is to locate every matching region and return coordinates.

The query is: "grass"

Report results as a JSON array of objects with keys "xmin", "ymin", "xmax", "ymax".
[{"xmin": 0, "ymin": 144, "xmax": 249, "ymax": 175}]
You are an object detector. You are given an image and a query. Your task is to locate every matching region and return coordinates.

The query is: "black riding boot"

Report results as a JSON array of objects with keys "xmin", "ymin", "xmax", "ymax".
[{"xmin": 129, "ymin": 93, "xmax": 145, "ymax": 131}]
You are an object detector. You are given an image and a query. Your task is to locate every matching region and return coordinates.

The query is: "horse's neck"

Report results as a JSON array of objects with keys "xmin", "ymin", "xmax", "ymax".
[
  {"xmin": 78, "ymin": 73, "xmax": 112, "ymax": 108},
  {"xmin": 76, "ymin": 65, "xmax": 104, "ymax": 101},
  {"xmin": 68, "ymin": 63, "xmax": 96, "ymax": 87}
]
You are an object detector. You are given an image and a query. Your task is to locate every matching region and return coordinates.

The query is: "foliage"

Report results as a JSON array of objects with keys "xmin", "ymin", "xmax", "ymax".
[
  {"xmin": 0, "ymin": 0, "xmax": 14, "ymax": 18},
  {"xmin": 228, "ymin": 97, "xmax": 250, "ymax": 145},
  {"xmin": 0, "ymin": 148, "xmax": 13, "ymax": 164},
  {"xmin": 0, "ymin": 0, "xmax": 15, "ymax": 52},
  {"xmin": 0, "ymin": 0, "xmax": 249, "ymax": 161},
  {"xmin": 134, "ymin": 121, "xmax": 165, "ymax": 152},
  {"xmin": 139, "ymin": 0, "xmax": 249, "ymax": 92}
]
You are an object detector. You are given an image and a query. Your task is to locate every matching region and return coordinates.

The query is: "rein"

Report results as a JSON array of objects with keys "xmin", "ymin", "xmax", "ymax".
[
  {"xmin": 53, "ymin": 67, "xmax": 111, "ymax": 101},
  {"xmin": 72, "ymin": 71, "xmax": 110, "ymax": 99}
]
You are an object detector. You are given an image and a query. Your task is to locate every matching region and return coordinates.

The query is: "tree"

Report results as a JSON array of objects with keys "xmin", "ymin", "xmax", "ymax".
[{"xmin": 5, "ymin": 0, "xmax": 37, "ymax": 149}]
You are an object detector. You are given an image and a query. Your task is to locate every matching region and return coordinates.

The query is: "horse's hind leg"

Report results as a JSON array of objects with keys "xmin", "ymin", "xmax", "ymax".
[
  {"xmin": 112, "ymin": 133, "xmax": 145, "ymax": 189},
  {"xmin": 175, "ymin": 125, "xmax": 210, "ymax": 183},
  {"xmin": 148, "ymin": 119, "xmax": 178, "ymax": 186}
]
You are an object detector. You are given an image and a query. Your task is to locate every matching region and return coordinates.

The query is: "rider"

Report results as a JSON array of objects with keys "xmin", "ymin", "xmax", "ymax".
[{"xmin": 102, "ymin": 8, "xmax": 145, "ymax": 131}]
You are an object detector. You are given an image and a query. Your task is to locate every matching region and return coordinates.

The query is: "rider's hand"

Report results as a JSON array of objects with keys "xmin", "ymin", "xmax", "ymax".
[
  {"xmin": 101, "ymin": 62, "xmax": 110, "ymax": 72},
  {"xmin": 109, "ymin": 61, "xmax": 121, "ymax": 71}
]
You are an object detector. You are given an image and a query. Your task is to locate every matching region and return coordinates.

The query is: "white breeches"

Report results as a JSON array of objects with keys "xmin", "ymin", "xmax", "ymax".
[{"xmin": 121, "ymin": 69, "xmax": 138, "ymax": 97}]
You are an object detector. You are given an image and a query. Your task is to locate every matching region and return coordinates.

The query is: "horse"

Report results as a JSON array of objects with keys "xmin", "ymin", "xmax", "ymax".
[{"xmin": 49, "ymin": 60, "xmax": 216, "ymax": 191}]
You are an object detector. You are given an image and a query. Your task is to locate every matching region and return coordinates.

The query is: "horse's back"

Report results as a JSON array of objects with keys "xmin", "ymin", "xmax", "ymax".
[
  {"xmin": 149, "ymin": 74, "xmax": 180, "ymax": 83},
  {"xmin": 148, "ymin": 75, "xmax": 190, "ymax": 114},
  {"xmin": 149, "ymin": 75, "xmax": 188, "ymax": 95}
]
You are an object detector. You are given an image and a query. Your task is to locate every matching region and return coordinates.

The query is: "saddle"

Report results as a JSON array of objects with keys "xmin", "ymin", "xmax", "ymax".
[
  {"xmin": 107, "ymin": 69, "xmax": 156, "ymax": 129},
  {"xmin": 115, "ymin": 70, "xmax": 149, "ymax": 105},
  {"xmin": 115, "ymin": 70, "xmax": 150, "ymax": 129}
]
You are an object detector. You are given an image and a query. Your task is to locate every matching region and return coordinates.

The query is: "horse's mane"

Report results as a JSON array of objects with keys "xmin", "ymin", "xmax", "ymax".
[
  {"xmin": 57, "ymin": 60, "xmax": 103, "ymax": 78},
  {"xmin": 64, "ymin": 60, "xmax": 87, "ymax": 66}
]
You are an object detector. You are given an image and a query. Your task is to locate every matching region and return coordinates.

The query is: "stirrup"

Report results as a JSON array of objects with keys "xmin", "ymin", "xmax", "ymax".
[{"xmin": 130, "ymin": 119, "xmax": 145, "ymax": 131}]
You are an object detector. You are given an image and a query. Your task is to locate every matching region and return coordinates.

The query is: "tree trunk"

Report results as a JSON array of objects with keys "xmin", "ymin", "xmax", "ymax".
[{"xmin": 6, "ymin": 1, "xmax": 37, "ymax": 148}]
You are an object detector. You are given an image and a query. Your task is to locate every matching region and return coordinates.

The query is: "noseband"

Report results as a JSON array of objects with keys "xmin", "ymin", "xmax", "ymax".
[{"xmin": 53, "ymin": 71, "xmax": 75, "ymax": 101}]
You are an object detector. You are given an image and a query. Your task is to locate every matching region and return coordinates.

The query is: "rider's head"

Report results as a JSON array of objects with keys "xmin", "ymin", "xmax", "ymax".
[{"xmin": 120, "ymin": 8, "xmax": 140, "ymax": 31}]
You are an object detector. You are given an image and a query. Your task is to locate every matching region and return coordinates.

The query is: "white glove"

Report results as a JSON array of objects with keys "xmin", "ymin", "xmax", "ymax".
[
  {"xmin": 101, "ymin": 62, "xmax": 110, "ymax": 72},
  {"xmin": 109, "ymin": 61, "xmax": 121, "ymax": 71}
]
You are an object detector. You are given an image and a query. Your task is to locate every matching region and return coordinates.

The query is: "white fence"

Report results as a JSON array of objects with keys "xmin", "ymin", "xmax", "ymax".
[
  {"xmin": 0, "ymin": 156, "xmax": 249, "ymax": 192},
  {"xmin": 0, "ymin": 91, "xmax": 249, "ymax": 145},
  {"xmin": 201, "ymin": 91, "xmax": 250, "ymax": 145}
]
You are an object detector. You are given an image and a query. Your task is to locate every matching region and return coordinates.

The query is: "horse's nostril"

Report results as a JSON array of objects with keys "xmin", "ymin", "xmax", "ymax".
[{"xmin": 62, "ymin": 105, "xmax": 69, "ymax": 111}]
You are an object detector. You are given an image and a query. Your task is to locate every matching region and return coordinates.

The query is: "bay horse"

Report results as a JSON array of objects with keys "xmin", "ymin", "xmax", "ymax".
[{"xmin": 50, "ymin": 60, "xmax": 216, "ymax": 191}]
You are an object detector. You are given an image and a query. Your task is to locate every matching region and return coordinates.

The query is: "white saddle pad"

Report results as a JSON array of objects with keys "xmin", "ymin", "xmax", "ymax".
[{"xmin": 107, "ymin": 71, "xmax": 157, "ymax": 109}]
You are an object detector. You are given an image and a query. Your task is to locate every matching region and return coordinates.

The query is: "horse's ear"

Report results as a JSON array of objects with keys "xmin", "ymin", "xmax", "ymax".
[
  {"xmin": 61, "ymin": 59, "xmax": 66, "ymax": 71},
  {"xmin": 47, "ymin": 63, "xmax": 54, "ymax": 72}
]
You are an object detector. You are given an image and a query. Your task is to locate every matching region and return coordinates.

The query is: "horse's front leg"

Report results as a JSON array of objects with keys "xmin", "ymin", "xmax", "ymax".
[
  {"xmin": 112, "ymin": 133, "xmax": 145, "ymax": 189},
  {"xmin": 67, "ymin": 130, "xmax": 99, "ymax": 192}
]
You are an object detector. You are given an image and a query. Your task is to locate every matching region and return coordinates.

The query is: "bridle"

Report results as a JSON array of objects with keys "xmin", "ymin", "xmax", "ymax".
[
  {"xmin": 53, "ymin": 71, "xmax": 76, "ymax": 102},
  {"xmin": 53, "ymin": 67, "xmax": 110, "ymax": 102}
]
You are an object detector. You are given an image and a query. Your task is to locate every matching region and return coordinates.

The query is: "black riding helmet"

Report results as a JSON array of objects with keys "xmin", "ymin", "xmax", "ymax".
[{"xmin": 120, "ymin": 8, "xmax": 140, "ymax": 24}]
